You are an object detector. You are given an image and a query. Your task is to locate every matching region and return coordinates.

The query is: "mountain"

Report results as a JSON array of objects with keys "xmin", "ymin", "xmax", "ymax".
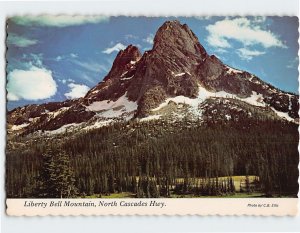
[{"xmin": 7, "ymin": 20, "xmax": 299, "ymax": 136}]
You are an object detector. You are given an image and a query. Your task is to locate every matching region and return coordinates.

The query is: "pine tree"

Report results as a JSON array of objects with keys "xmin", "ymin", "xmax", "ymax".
[{"xmin": 35, "ymin": 147, "xmax": 78, "ymax": 198}]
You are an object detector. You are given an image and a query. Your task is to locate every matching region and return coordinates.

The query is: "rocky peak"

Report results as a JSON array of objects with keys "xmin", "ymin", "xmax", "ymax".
[
  {"xmin": 153, "ymin": 20, "xmax": 207, "ymax": 60},
  {"xmin": 83, "ymin": 44, "xmax": 141, "ymax": 102},
  {"xmin": 115, "ymin": 44, "xmax": 141, "ymax": 66},
  {"xmin": 103, "ymin": 45, "xmax": 141, "ymax": 81},
  {"xmin": 125, "ymin": 21, "xmax": 210, "ymax": 116}
]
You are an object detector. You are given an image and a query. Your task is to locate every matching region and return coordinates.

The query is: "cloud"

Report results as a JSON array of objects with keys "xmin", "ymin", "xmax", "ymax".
[
  {"xmin": 7, "ymin": 33, "xmax": 38, "ymax": 47},
  {"xmin": 54, "ymin": 53, "xmax": 78, "ymax": 62},
  {"xmin": 236, "ymin": 48, "xmax": 266, "ymax": 60},
  {"xmin": 102, "ymin": 43, "xmax": 126, "ymax": 54},
  {"xmin": 70, "ymin": 53, "xmax": 78, "ymax": 58},
  {"xmin": 214, "ymin": 48, "xmax": 228, "ymax": 54},
  {"xmin": 11, "ymin": 15, "xmax": 109, "ymax": 27},
  {"xmin": 207, "ymin": 35, "xmax": 231, "ymax": 48},
  {"xmin": 7, "ymin": 66, "xmax": 57, "ymax": 101},
  {"xmin": 286, "ymin": 57, "xmax": 299, "ymax": 69},
  {"xmin": 206, "ymin": 17, "xmax": 287, "ymax": 49},
  {"xmin": 28, "ymin": 53, "xmax": 43, "ymax": 67},
  {"xmin": 71, "ymin": 60, "xmax": 109, "ymax": 73},
  {"xmin": 143, "ymin": 34, "xmax": 154, "ymax": 45},
  {"xmin": 7, "ymin": 54, "xmax": 44, "ymax": 75},
  {"xmin": 59, "ymin": 78, "xmax": 74, "ymax": 84},
  {"xmin": 80, "ymin": 73, "xmax": 95, "ymax": 83},
  {"xmin": 21, "ymin": 53, "xmax": 43, "ymax": 67},
  {"xmin": 64, "ymin": 83, "xmax": 89, "ymax": 99},
  {"xmin": 55, "ymin": 55, "xmax": 63, "ymax": 61},
  {"xmin": 125, "ymin": 34, "xmax": 139, "ymax": 40}
]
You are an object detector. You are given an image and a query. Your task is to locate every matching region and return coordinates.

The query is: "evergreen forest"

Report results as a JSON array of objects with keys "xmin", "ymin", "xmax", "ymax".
[{"xmin": 6, "ymin": 118, "xmax": 299, "ymax": 198}]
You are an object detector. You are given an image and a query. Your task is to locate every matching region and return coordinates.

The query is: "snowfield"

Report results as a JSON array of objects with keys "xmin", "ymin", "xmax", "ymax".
[
  {"xmin": 86, "ymin": 92, "xmax": 138, "ymax": 118},
  {"xmin": 12, "ymin": 86, "xmax": 295, "ymax": 136},
  {"xmin": 152, "ymin": 85, "xmax": 294, "ymax": 122},
  {"xmin": 152, "ymin": 86, "xmax": 265, "ymax": 112},
  {"xmin": 45, "ymin": 123, "xmax": 83, "ymax": 135}
]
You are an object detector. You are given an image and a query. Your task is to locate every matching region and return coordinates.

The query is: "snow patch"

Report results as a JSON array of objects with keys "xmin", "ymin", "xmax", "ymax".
[
  {"xmin": 152, "ymin": 86, "xmax": 270, "ymax": 118},
  {"xmin": 249, "ymin": 76, "xmax": 261, "ymax": 85},
  {"xmin": 242, "ymin": 92, "xmax": 265, "ymax": 107},
  {"xmin": 29, "ymin": 117, "xmax": 40, "ymax": 122},
  {"xmin": 120, "ymin": 71, "xmax": 128, "ymax": 77},
  {"xmin": 121, "ymin": 75, "xmax": 134, "ymax": 81},
  {"xmin": 48, "ymin": 107, "xmax": 70, "ymax": 118},
  {"xmin": 226, "ymin": 65, "xmax": 243, "ymax": 74},
  {"xmin": 270, "ymin": 107, "xmax": 294, "ymax": 122},
  {"xmin": 86, "ymin": 92, "xmax": 138, "ymax": 118},
  {"xmin": 100, "ymin": 108, "xmax": 126, "ymax": 118},
  {"xmin": 288, "ymin": 95, "xmax": 292, "ymax": 111},
  {"xmin": 91, "ymin": 89, "xmax": 100, "ymax": 94},
  {"xmin": 225, "ymin": 114, "xmax": 231, "ymax": 120},
  {"xmin": 172, "ymin": 72, "xmax": 191, "ymax": 77},
  {"xmin": 153, "ymin": 87, "xmax": 266, "ymax": 112},
  {"xmin": 11, "ymin": 123, "xmax": 29, "ymax": 131},
  {"xmin": 83, "ymin": 120, "xmax": 113, "ymax": 130},
  {"xmin": 139, "ymin": 115, "xmax": 161, "ymax": 122},
  {"xmin": 174, "ymin": 72, "xmax": 186, "ymax": 77},
  {"xmin": 46, "ymin": 123, "xmax": 82, "ymax": 135},
  {"xmin": 152, "ymin": 96, "xmax": 199, "ymax": 112},
  {"xmin": 172, "ymin": 112, "xmax": 185, "ymax": 119}
]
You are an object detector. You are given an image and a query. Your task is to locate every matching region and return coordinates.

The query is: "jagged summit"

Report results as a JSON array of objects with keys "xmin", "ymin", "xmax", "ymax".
[
  {"xmin": 107, "ymin": 45, "xmax": 141, "ymax": 75},
  {"xmin": 153, "ymin": 20, "xmax": 207, "ymax": 59},
  {"xmin": 7, "ymin": 20, "xmax": 299, "ymax": 135},
  {"xmin": 84, "ymin": 44, "xmax": 141, "ymax": 102}
]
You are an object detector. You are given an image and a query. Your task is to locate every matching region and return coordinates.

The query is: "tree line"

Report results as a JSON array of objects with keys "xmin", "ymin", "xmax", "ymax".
[{"xmin": 6, "ymin": 118, "xmax": 299, "ymax": 198}]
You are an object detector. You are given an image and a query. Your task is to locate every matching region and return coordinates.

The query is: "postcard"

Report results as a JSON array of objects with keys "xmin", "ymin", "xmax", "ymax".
[{"xmin": 5, "ymin": 15, "xmax": 299, "ymax": 216}]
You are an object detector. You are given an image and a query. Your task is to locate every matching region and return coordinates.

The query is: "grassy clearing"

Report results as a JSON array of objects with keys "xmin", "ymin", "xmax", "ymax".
[
  {"xmin": 82, "ymin": 176, "xmax": 262, "ymax": 198},
  {"xmin": 170, "ymin": 192, "xmax": 264, "ymax": 198},
  {"xmin": 174, "ymin": 175, "xmax": 258, "ymax": 191}
]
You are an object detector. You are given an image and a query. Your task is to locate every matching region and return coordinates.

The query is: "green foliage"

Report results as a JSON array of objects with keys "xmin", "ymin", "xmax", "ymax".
[
  {"xmin": 35, "ymin": 147, "xmax": 78, "ymax": 198},
  {"xmin": 6, "ymin": 119, "xmax": 299, "ymax": 198}
]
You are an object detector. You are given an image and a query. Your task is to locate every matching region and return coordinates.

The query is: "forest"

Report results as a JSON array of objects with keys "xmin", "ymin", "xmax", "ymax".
[{"xmin": 6, "ymin": 118, "xmax": 299, "ymax": 198}]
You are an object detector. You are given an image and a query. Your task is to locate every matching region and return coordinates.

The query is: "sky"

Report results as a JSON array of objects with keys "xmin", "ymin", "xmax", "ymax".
[{"xmin": 6, "ymin": 16, "xmax": 299, "ymax": 110}]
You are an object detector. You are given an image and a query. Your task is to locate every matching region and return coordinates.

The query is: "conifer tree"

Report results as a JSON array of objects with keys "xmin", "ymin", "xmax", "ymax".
[{"xmin": 35, "ymin": 147, "xmax": 78, "ymax": 198}]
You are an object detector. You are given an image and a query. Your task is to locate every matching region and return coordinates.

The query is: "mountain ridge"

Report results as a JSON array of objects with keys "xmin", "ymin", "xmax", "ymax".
[{"xmin": 7, "ymin": 20, "xmax": 299, "ymax": 135}]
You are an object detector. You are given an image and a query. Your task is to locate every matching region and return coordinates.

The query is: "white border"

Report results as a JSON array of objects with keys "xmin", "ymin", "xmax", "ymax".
[
  {"xmin": 6, "ymin": 198, "xmax": 298, "ymax": 216},
  {"xmin": 1, "ymin": 0, "xmax": 299, "ymax": 232}
]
